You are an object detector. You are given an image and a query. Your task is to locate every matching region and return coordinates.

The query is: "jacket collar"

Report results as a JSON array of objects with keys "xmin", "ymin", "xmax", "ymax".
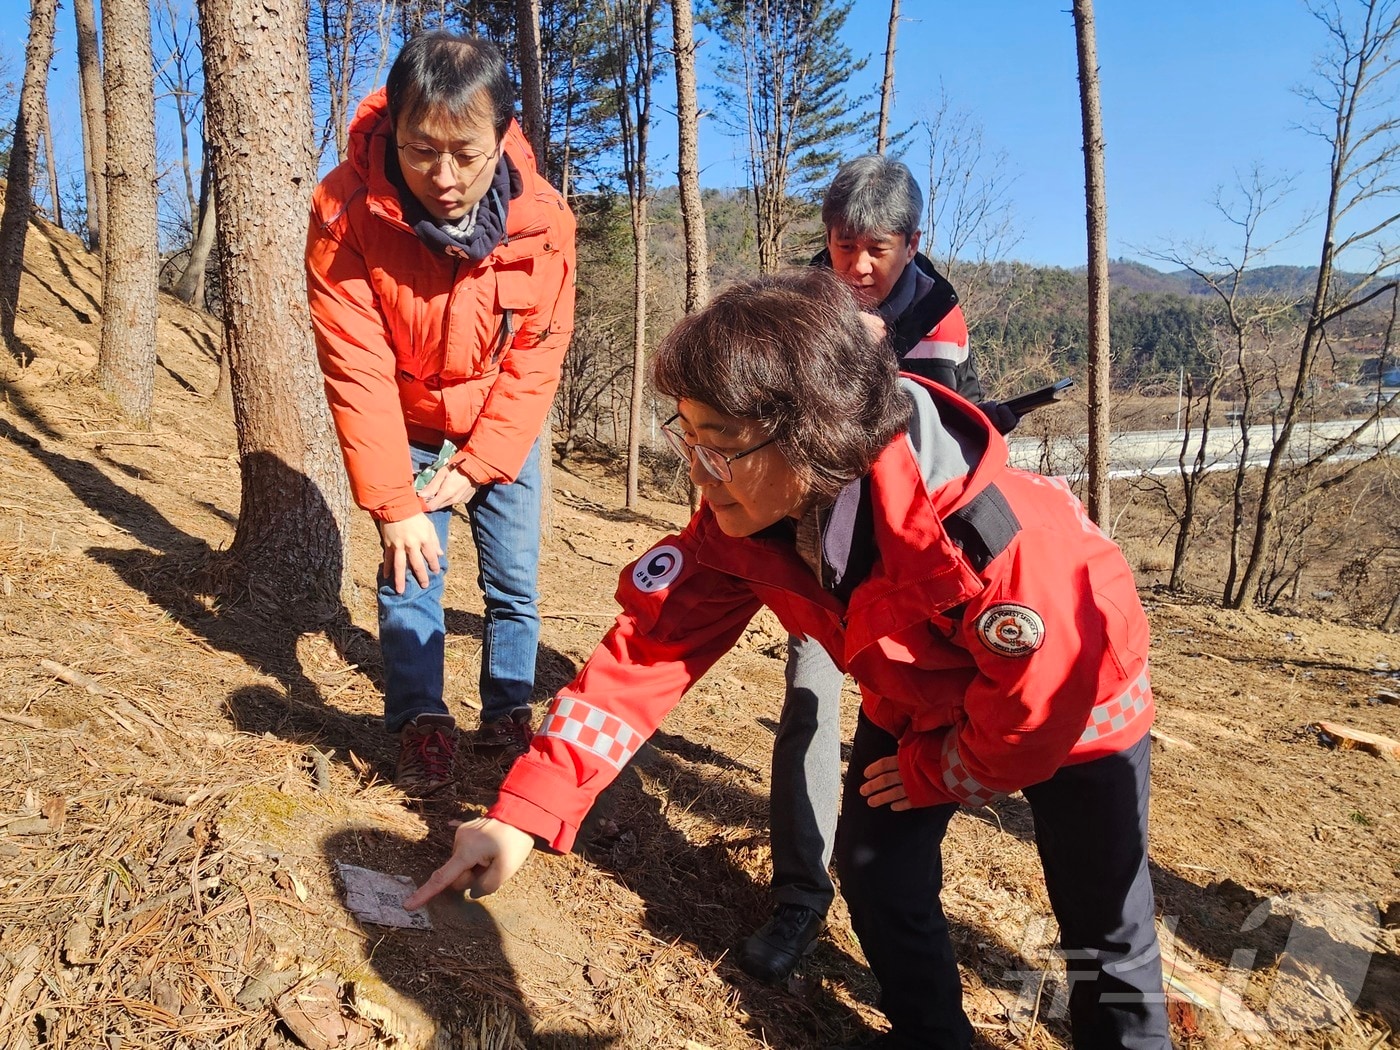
[
  {"xmin": 691, "ymin": 377, "xmax": 1007, "ymax": 646},
  {"xmin": 391, "ymin": 151, "xmax": 515, "ymax": 263}
]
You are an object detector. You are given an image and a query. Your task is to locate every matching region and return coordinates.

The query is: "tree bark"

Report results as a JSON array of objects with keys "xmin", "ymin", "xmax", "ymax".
[
  {"xmin": 41, "ymin": 109, "xmax": 61, "ymax": 228},
  {"xmin": 173, "ymin": 151, "xmax": 217, "ymax": 307},
  {"xmin": 98, "ymin": 0, "xmax": 159, "ymax": 425},
  {"xmin": 198, "ymin": 0, "xmax": 352, "ymax": 603},
  {"xmin": 609, "ymin": 0, "xmax": 657, "ymax": 510},
  {"xmin": 515, "ymin": 0, "xmax": 546, "ymax": 164},
  {"xmin": 1072, "ymin": 0, "xmax": 1111, "ymax": 527},
  {"xmin": 73, "ymin": 0, "xmax": 106, "ymax": 252},
  {"xmin": 671, "ymin": 0, "xmax": 709, "ymax": 314},
  {"xmin": 0, "ymin": 0, "xmax": 57, "ymax": 359},
  {"xmin": 876, "ymin": 0, "xmax": 898, "ymax": 155},
  {"xmin": 511, "ymin": 0, "xmax": 554, "ymax": 530},
  {"xmin": 670, "ymin": 0, "xmax": 706, "ymax": 507}
]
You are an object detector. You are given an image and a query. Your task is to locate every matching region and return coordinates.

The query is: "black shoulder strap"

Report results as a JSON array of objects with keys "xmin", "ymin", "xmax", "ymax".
[{"xmin": 942, "ymin": 483, "xmax": 1021, "ymax": 573}]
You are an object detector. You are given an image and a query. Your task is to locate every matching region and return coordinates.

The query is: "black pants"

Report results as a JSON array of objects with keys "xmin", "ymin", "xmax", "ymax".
[{"xmin": 834, "ymin": 716, "xmax": 1172, "ymax": 1049}]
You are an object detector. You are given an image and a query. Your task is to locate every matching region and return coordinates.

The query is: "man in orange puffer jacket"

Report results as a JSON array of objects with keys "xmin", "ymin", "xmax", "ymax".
[{"xmin": 306, "ymin": 30, "xmax": 575, "ymax": 794}]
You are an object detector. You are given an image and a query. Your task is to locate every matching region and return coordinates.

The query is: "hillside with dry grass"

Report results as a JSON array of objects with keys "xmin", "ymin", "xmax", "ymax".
[{"xmin": 1, "ymin": 215, "xmax": 1399, "ymax": 1049}]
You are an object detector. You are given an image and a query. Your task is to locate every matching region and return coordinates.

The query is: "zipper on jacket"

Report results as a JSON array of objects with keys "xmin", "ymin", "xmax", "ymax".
[
  {"xmin": 492, "ymin": 310, "xmax": 515, "ymax": 366},
  {"xmin": 440, "ymin": 256, "xmax": 462, "ymax": 376}
]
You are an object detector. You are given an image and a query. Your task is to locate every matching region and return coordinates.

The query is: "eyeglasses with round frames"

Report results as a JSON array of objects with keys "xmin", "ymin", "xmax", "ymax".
[
  {"xmin": 397, "ymin": 141, "xmax": 498, "ymax": 175},
  {"xmin": 661, "ymin": 413, "xmax": 778, "ymax": 483}
]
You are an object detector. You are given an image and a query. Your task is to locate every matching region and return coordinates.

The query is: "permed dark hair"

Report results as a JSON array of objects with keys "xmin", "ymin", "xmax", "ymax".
[
  {"xmin": 651, "ymin": 269, "xmax": 910, "ymax": 501},
  {"xmin": 386, "ymin": 30, "xmax": 513, "ymax": 139}
]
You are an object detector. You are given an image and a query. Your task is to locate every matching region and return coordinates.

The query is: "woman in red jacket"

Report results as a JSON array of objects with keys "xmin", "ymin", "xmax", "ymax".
[{"xmin": 407, "ymin": 269, "xmax": 1170, "ymax": 1049}]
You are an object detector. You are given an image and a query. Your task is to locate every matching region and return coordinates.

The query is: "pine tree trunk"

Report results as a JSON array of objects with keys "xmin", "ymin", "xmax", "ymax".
[
  {"xmin": 876, "ymin": 0, "xmax": 899, "ymax": 155},
  {"xmin": 515, "ymin": 0, "xmax": 546, "ymax": 164},
  {"xmin": 98, "ymin": 0, "xmax": 159, "ymax": 426},
  {"xmin": 173, "ymin": 154, "xmax": 216, "ymax": 307},
  {"xmin": 512, "ymin": 0, "xmax": 553, "ymax": 530},
  {"xmin": 0, "ymin": 0, "xmax": 57, "ymax": 357},
  {"xmin": 671, "ymin": 0, "xmax": 709, "ymax": 314},
  {"xmin": 198, "ymin": 0, "xmax": 352, "ymax": 603},
  {"xmin": 1072, "ymin": 0, "xmax": 1111, "ymax": 527},
  {"xmin": 41, "ymin": 112, "xmax": 61, "ymax": 228},
  {"xmin": 626, "ymin": 193, "xmax": 648, "ymax": 509},
  {"xmin": 73, "ymin": 0, "xmax": 106, "ymax": 252}
]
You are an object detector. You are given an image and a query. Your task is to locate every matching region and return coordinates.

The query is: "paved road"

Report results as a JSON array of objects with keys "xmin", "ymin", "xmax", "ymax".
[{"xmin": 1007, "ymin": 415, "xmax": 1399, "ymax": 479}]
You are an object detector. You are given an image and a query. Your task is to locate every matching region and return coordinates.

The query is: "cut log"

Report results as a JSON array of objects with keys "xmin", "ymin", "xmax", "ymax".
[{"xmin": 1311, "ymin": 721, "xmax": 1400, "ymax": 760}]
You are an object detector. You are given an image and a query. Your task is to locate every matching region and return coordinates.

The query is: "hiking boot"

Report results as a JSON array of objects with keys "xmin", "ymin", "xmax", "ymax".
[
  {"xmin": 395, "ymin": 715, "xmax": 458, "ymax": 796},
  {"xmin": 473, "ymin": 708, "xmax": 534, "ymax": 756},
  {"xmin": 736, "ymin": 903, "xmax": 825, "ymax": 983}
]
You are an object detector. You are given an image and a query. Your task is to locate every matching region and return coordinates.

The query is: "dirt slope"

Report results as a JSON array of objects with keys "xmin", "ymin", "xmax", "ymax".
[{"xmin": 1, "ymin": 216, "xmax": 1398, "ymax": 1050}]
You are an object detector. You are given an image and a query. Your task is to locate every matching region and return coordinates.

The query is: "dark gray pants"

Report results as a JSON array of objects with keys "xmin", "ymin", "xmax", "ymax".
[
  {"xmin": 835, "ymin": 716, "xmax": 1172, "ymax": 1049},
  {"xmin": 768, "ymin": 632, "xmax": 845, "ymax": 914}
]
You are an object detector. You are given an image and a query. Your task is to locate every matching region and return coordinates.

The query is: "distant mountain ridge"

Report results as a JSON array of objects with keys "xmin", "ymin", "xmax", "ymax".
[{"xmin": 1106, "ymin": 259, "xmax": 1354, "ymax": 299}]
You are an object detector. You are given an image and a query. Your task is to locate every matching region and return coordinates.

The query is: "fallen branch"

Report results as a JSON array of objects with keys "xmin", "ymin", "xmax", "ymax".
[
  {"xmin": 0, "ymin": 710, "xmax": 44, "ymax": 729},
  {"xmin": 308, "ymin": 747, "xmax": 333, "ymax": 794},
  {"xmin": 40, "ymin": 659, "xmax": 173, "ymax": 753},
  {"xmin": 39, "ymin": 658, "xmax": 106, "ymax": 694},
  {"xmin": 1150, "ymin": 728, "xmax": 1197, "ymax": 752},
  {"xmin": 106, "ymin": 877, "xmax": 221, "ymax": 926}
]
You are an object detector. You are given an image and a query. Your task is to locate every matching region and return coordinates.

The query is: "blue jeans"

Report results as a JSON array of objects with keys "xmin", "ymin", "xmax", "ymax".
[{"xmin": 378, "ymin": 440, "xmax": 543, "ymax": 732}]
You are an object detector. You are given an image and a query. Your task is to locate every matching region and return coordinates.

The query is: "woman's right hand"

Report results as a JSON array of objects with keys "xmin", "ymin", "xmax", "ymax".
[
  {"xmin": 403, "ymin": 818, "xmax": 536, "ymax": 908},
  {"xmin": 379, "ymin": 513, "xmax": 443, "ymax": 593}
]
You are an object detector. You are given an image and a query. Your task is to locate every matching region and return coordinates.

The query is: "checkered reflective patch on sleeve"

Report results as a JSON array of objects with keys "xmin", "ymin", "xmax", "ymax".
[
  {"xmin": 538, "ymin": 694, "xmax": 644, "ymax": 771},
  {"xmin": 1077, "ymin": 668, "xmax": 1152, "ymax": 745},
  {"xmin": 940, "ymin": 730, "xmax": 1003, "ymax": 808}
]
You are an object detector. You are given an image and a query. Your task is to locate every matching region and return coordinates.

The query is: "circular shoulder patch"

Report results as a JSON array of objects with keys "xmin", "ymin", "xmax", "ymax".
[
  {"xmin": 975, "ymin": 603, "xmax": 1046, "ymax": 657},
  {"xmin": 631, "ymin": 544, "xmax": 685, "ymax": 593}
]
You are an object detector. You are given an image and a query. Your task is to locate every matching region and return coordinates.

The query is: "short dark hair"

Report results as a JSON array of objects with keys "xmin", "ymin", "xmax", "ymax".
[
  {"xmin": 651, "ymin": 269, "xmax": 909, "ymax": 501},
  {"xmin": 386, "ymin": 30, "xmax": 513, "ymax": 140},
  {"xmin": 822, "ymin": 155, "xmax": 923, "ymax": 242}
]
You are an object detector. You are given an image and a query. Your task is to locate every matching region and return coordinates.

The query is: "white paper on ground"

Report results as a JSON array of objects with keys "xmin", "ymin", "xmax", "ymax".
[{"xmin": 336, "ymin": 861, "xmax": 432, "ymax": 930}]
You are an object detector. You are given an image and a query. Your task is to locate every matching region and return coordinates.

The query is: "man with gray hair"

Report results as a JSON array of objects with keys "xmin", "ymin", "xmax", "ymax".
[{"xmin": 737, "ymin": 155, "xmax": 990, "ymax": 983}]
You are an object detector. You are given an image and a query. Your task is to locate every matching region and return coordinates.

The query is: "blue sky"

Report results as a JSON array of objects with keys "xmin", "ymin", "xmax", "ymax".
[
  {"xmin": 1, "ymin": 1, "xmax": 1358, "ymax": 269},
  {"xmin": 663, "ymin": 0, "xmax": 1335, "ymax": 269}
]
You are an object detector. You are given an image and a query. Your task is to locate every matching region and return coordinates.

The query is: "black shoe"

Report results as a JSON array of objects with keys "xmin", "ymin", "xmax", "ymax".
[
  {"xmin": 736, "ymin": 903, "xmax": 825, "ymax": 983},
  {"xmin": 473, "ymin": 709, "xmax": 534, "ymax": 756}
]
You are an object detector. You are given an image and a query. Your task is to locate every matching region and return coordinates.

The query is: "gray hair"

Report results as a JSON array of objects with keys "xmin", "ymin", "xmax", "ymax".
[{"xmin": 821, "ymin": 155, "xmax": 923, "ymax": 242}]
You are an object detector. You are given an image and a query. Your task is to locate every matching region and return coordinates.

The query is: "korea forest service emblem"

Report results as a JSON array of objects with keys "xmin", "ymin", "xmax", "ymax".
[
  {"xmin": 631, "ymin": 544, "xmax": 684, "ymax": 593},
  {"xmin": 975, "ymin": 603, "xmax": 1046, "ymax": 657}
]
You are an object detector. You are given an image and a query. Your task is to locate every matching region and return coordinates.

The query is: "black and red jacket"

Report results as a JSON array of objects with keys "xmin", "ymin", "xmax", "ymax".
[{"xmin": 812, "ymin": 248, "xmax": 982, "ymax": 400}]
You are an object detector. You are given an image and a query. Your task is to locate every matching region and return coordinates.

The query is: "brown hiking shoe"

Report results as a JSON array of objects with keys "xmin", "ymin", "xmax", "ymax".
[
  {"xmin": 473, "ymin": 709, "xmax": 534, "ymax": 756},
  {"xmin": 395, "ymin": 715, "xmax": 458, "ymax": 796}
]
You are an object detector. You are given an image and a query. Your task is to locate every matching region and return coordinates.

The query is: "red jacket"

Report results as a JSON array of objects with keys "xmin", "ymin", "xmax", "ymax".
[
  {"xmin": 493, "ymin": 380, "xmax": 1153, "ymax": 852},
  {"xmin": 306, "ymin": 89, "xmax": 576, "ymax": 522}
]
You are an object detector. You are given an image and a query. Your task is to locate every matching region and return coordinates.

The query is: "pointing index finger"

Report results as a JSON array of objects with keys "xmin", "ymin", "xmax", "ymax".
[{"xmin": 404, "ymin": 856, "xmax": 476, "ymax": 911}]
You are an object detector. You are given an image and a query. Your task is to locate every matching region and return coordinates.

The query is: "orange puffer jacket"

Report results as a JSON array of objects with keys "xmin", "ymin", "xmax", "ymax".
[{"xmin": 306, "ymin": 88, "xmax": 576, "ymax": 522}]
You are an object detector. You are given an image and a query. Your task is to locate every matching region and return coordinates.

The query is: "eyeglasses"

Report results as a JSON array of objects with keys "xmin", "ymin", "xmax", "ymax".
[
  {"xmin": 660, "ymin": 413, "xmax": 778, "ymax": 483},
  {"xmin": 397, "ymin": 141, "xmax": 497, "ymax": 175}
]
